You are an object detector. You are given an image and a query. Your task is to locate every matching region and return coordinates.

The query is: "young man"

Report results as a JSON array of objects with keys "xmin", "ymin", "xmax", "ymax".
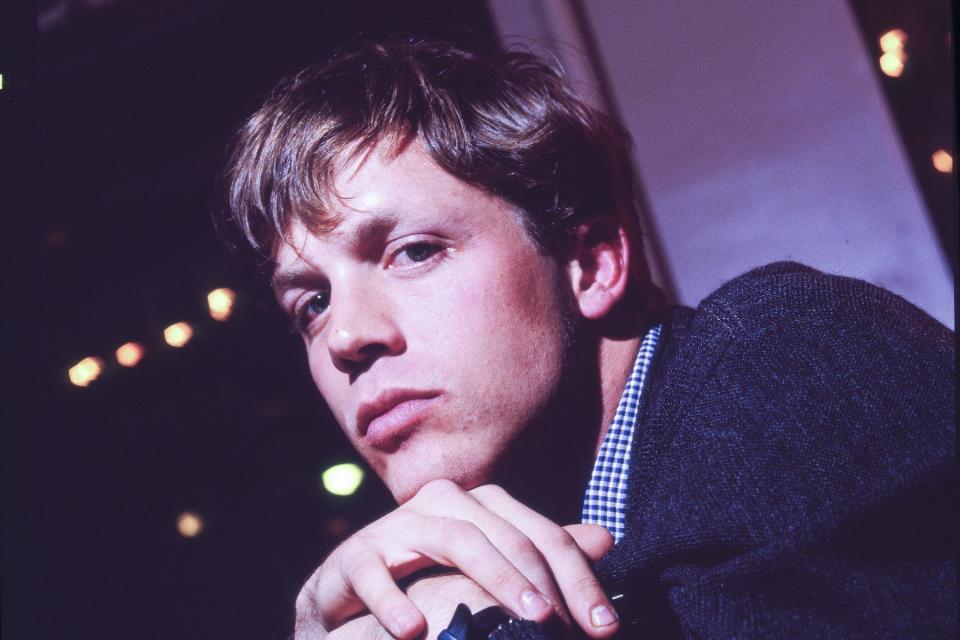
[{"xmin": 222, "ymin": 38, "xmax": 956, "ymax": 639}]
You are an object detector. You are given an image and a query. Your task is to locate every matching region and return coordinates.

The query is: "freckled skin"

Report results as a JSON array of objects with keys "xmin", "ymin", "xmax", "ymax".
[{"xmin": 274, "ymin": 142, "xmax": 579, "ymax": 505}]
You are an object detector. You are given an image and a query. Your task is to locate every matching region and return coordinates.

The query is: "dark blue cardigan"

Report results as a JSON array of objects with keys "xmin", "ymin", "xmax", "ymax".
[
  {"xmin": 498, "ymin": 262, "xmax": 956, "ymax": 639},
  {"xmin": 590, "ymin": 262, "xmax": 957, "ymax": 638}
]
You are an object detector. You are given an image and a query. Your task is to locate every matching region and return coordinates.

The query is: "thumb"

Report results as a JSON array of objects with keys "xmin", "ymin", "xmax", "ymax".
[{"xmin": 563, "ymin": 524, "xmax": 614, "ymax": 561}]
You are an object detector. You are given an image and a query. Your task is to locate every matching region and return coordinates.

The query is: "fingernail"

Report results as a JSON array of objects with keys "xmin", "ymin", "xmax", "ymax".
[
  {"xmin": 392, "ymin": 608, "xmax": 421, "ymax": 637},
  {"xmin": 590, "ymin": 604, "xmax": 618, "ymax": 627},
  {"xmin": 521, "ymin": 590, "xmax": 552, "ymax": 618}
]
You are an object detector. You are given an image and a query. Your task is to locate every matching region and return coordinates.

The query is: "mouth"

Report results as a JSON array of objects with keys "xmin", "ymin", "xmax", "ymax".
[{"xmin": 356, "ymin": 389, "xmax": 441, "ymax": 449}]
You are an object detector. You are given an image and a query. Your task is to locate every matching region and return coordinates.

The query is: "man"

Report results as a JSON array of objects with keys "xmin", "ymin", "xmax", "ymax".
[{"xmin": 222, "ymin": 37, "xmax": 956, "ymax": 639}]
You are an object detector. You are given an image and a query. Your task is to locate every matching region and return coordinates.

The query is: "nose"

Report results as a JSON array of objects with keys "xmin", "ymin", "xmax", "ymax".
[{"xmin": 326, "ymin": 283, "xmax": 405, "ymax": 376}]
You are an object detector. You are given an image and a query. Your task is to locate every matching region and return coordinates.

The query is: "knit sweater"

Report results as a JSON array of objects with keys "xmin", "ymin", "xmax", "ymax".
[{"xmin": 506, "ymin": 262, "xmax": 957, "ymax": 639}]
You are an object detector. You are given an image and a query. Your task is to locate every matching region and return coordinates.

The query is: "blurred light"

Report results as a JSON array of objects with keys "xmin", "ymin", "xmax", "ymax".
[
  {"xmin": 931, "ymin": 149, "xmax": 953, "ymax": 173},
  {"xmin": 115, "ymin": 342, "xmax": 144, "ymax": 367},
  {"xmin": 0, "ymin": 74, "xmax": 4, "ymax": 91},
  {"xmin": 879, "ymin": 29, "xmax": 908, "ymax": 53},
  {"xmin": 325, "ymin": 516, "xmax": 351, "ymax": 537},
  {"xmin": 878, "ymin": 50, "xmax": 906, "ymax": 77},
  {"xmin": 177, "ymin": 511, "xmax": 204, "ymax": 538},
  {"xmin": 164, "ymin": 322, "xmax": 193, "ymax": 348},
  {"xmin": 322, "ymin": 463, "xmax": 365, "ymax": 496},
  {"xmin": 68, "ymin": 356, "xmax": 103, "ymax": 387},
  {"xmin": 207, "ymin": 287, "xmax": 236, "ymax": 322}
]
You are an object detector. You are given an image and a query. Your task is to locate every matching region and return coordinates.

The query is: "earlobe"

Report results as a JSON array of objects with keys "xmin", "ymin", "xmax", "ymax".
[{"xmin": 566, "ymin": 220, "xmax": 631, "ymax": 320}]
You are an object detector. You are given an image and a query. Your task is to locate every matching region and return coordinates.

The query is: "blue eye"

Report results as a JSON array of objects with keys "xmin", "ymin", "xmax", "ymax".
[
  {"xmin": 401, "ymin": 243, "xmax": 442, "ymax": 263},
  {"xmin": 299, "ymin": 290, "xmax": 330, "ymax": 327}
]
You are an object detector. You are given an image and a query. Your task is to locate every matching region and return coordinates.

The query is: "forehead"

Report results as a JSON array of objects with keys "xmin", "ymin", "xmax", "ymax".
[{"xmin": 272, "ymin": 140, "xmax": 516, "ymax": 271}]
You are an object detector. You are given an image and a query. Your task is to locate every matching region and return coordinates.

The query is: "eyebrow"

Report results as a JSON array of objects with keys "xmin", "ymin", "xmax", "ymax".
[{"xmin": 271, "ymin": 212, "xmax": 402, "ymax": 295}]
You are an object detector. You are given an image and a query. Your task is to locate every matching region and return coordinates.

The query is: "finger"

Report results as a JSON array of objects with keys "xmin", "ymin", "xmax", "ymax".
[
  {"xmin": 563, "ymin": 524, "xmax": 614, "ymax": 561},
  {"xmin": 409, "ymin": 480, "xmax": 569, "ymax": 623},
  {"xmin": 304, "ymin": 510, "xmax": 431, "ymax": 632},
  {"xmin": 342, "ymin": 551, "xmax": 426, "ymax": 639},
  {"xmin": 419, "ymin": 516, "xmax": 556, "ymax": 624},
  {"xmin": 471, "ymin": 486, "xmax": 619, "ymax": 638}
]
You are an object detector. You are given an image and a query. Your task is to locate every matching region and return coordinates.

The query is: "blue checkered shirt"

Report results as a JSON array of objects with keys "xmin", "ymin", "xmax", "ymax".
[{"xmin": 581, "ymin": 324, "xmax": 661, "ymax": 543}]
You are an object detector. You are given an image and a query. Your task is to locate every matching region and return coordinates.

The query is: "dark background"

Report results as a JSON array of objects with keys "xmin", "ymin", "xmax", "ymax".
[
  {"xmin": 6, "ymin": 2, "xmax": 497, "ymax": 638},
  {"xmin": 3, "ymin": 1, "xmax": 954, "ymax": 638}
]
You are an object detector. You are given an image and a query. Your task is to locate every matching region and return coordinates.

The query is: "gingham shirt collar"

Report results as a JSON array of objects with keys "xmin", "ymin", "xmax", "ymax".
[{"xmin": 581, "ymin": 324, "xmax": 661, "ymax": 543}]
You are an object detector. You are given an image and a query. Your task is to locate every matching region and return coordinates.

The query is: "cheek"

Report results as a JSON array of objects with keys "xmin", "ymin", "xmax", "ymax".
[
  {"xmin": 306, "ymin": 345, "xmax": 350, "ymax": 424},
  {"xmin": 420, "ymin": 251, "xmax": 570, "ymax": 399}
]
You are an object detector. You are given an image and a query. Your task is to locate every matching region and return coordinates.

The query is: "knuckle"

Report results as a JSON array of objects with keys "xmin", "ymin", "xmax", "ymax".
[
  {"xmin": 506, "ymin": 535, "xmax": 540, "ymax": 564},
  {"xmin": 342, "ymin": 549, "xmax": 379, "ymax": 577},
  {"xmin": 571, "ymin": 573, "xmax": 602, "ymax": 601},
  {"xmin": 469, "ymin": 483, "xmax": 507, "ymax": 501},
  {"xmin": 416, "ymin": 477, "xmax": 461, "ymax": 502},
  {"xmin": 490, "ymin": 565, "xmax": 523, "ymax": 592},
  {"xmin": 544, "ymin": 526, "xmax": 579, "ymax": 553},
  {"xmin": 438, "ymin": 516, "xmax": 481, "ymax": 544}
]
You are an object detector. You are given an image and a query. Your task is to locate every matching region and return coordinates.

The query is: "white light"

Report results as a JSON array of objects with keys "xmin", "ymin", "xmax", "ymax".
[
  {"xmin": 164, "ymin": 322, "xmax": 193, "ymax": 348},
  {"xmin": 322, "ymin": 463, "xmax": 365, "ymax": 496},
  {"xmin": 115, "ymin": 342, "xmax": 145, "ymax": 367},
  {"xmin": 68, "ymin": 356, "xmax": 104, "ymax": 387},
  {"xmin": 931, "ymin": 149, "xmax": 953, "ymax": 174},
  {"xmin": 177, "ymin": 511, "xmax": 204, "ymax": 538},
  {"xmin": 207, "ymin": 287, "xmax": 236, "ymax": 322},
  {"xmin": 878, "ymin": 50, "xmax": 906, "ymax": 78},
  {"xmin": 879, "ymin": 29, "xmax": 908, "ymax": 53}
]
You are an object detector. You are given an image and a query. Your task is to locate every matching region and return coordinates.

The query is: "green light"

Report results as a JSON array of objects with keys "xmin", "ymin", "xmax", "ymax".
[
  {"xmin": 322, "ymin": 463, "xmax": 364, "ymax": 496},
  {"xmin": 0, "ymin": 74, "xmax": 4, "ymax": 91}
]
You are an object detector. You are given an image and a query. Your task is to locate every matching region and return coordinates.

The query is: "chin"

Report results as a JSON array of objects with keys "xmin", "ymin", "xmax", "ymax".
[{"xmin": 385, "ymin": 456, "xmax": 494, "ymax": 505}]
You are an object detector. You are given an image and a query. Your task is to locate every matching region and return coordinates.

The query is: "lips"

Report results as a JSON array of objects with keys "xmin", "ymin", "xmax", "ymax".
[{"xmin": 356, "ymin": 389, "xmax": 440, "ymax": 448}]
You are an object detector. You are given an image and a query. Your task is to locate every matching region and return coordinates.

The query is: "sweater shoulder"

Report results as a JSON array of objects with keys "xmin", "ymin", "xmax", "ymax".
[{"xmin": 682, "ymin": 261, "xmax": 952, "ymax": 354}]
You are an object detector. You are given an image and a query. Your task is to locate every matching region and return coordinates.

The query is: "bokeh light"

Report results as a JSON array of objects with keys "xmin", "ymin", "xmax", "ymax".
[
  {"xmin": 176, "ymin": 512, "xmax": 204, "ymax": 538},
  {"xmin": 878, "ymin": 50, "xmax": 906, "ymax": 77},
  {"xmin": 931, "ymin": 149, "xmax": 953, "ymax": 173},
  {"xmin": 321, "ymin": 463, "xmax": 365, "ymax": 496},
  {"xmin": 878, "ymin": 29, "xmax": 907, "ymax": 53},
  {"xmin": 68, "ymin": 356, "xmax": 104, "ymax": 387},
  {"xmin": 115, "ymin": 342, "xmax": 145, "ymax": 367},
  {"xmin": 207, "ymin": 287, "xmax": 236, "ymax": 322},
  {"xmin": 164, "ymin": 322, "xmax": 194, "ymax": 348}
]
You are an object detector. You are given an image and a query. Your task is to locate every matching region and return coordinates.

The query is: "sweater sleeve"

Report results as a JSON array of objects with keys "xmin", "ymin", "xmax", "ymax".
[{"xmin": 613, "ymin": 263, "xmax": 956, "ymax": 638}]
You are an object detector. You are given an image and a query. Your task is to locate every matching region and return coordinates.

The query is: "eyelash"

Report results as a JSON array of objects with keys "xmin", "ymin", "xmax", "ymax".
[{"xmin": 291, "ymin": 240, "xmax": 449, "ymax": 332}]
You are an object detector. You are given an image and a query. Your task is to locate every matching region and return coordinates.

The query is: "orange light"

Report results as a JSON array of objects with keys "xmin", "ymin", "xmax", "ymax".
[
  {"xmin": 115, "ymin": 342, "xmax": 145, "ymax": 367},
  {"xmin": 207, "ymin": 287, "xmax": 236, "ymax": 322},
  {"xmin": 879, "ymin": 29, "xmax": 908, "ymax": 53},
  {"xmin": 878, "ymin": 50, "xmax": 906, "ymax": 77},
  {"xmin": 164, "ymin": 322, "xmax": 194, "ymax": 348},
  {"xmin": 68, "ymin": 356, "xmax": 104, "ymax": 387},
  {"xmin": 176, "ymin": 511, "xmax": 204, "ymax": 538},
  {"xmin": 931, "ymin": 149, "xmax": 953, "ymax": 173}
]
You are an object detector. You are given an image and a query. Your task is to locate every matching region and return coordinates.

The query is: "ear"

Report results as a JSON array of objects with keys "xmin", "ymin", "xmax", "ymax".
[{"xmin": 565, "ymin": 218, "xmax": 631, "ymax": 320}]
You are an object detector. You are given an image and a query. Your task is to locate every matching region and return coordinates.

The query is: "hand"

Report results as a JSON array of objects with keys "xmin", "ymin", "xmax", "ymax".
[
  {"xmin": 294, "ymin": 480, "xmax": 618, "ymax": 639},
  {"xmin": 328, "ymin": 573, "xmax": 497, "ymax": 640}
]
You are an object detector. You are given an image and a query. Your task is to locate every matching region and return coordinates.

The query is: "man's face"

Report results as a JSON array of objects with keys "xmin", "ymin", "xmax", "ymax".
[{"xmin": 273, "ymin": 141, "xmax": 576, "ymax": 503}]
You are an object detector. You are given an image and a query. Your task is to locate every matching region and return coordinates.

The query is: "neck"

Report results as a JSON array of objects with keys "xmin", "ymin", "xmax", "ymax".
[
  {"xmin": 492, "ymin": 323, "xmax": 646, "ymax": 524},
  {"xmin": 592, "ymin": 334, "xmax": 644, "ymax": 456}
]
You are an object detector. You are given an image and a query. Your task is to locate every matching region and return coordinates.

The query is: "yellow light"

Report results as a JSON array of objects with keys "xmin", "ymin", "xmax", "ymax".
[
  {"xmin": 176, "ymin": 511, "xmax": 204, "ymax": 538},
  {"xmin": 932, "ymin": 149, "xmax": 953, "ymax": 173},
  {"xmin": 321, "ymin": 463, "xmax": 365, "ymax": 496},
  {"xmin": 115, "ymin": 342, "xmax": 145, "ymax": 367},
  {"xmin": 879, "ymin": 29, "xmax": 908, "ymax": 53},
  {"xmin": 164, "ymin": 322, "xmax": 193, "ymax": 348},
  {"xmin": 68, "ymin": 356, "xmax": 104, "ymax": 387},
  {"xmin": 207, "ymin": 287, "xmax": 236, "ymax": 322},
  {"xmin": 878, "ymin": 50, "xmax": 906, "ymax": 77},
  {"xmin": 0, "ymin": 74, "xmax": 4, "ymax": 91}
]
